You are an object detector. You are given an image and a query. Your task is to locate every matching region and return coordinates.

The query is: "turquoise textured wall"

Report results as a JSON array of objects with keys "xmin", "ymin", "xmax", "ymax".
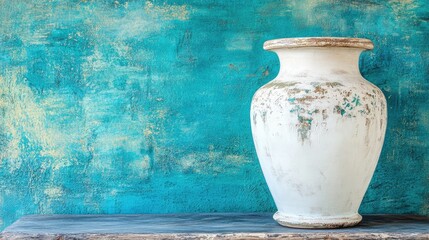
[{"xmin": 0, "ymin": 0, "xmax": 428, "ymax": 230}]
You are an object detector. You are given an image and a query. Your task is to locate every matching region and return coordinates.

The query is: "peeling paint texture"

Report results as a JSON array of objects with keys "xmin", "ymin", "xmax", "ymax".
[{"xmin": 0, "ymin": 0, "xmax": 428, "ymax": 231}]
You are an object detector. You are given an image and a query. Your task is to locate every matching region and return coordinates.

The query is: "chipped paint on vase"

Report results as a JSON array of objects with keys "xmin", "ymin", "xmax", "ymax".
[{"xmin": 250, "ymin": 37, "xmax": 387, "ymax": 228}]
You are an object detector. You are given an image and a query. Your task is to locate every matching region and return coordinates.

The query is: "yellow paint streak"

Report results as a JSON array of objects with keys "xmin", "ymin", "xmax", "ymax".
[
  {"xmin": 145, "ymin": 0, "xmax": 191, "ymax": 21},
  {"xmin": 0, "ymin": 70, "xmax": 68, "ymax": 170},
  {"xmin": 144, "ymin": 127, "xmax": 154, "ymax": 137},
  {"xmin": 180, "ymin": 148, "xmax": 248, "ymax": 174},
  {"xmin": 157, "ymin": 109, "xmax": 168, "ymax": 119},
  {"xmin": 44, "ymin": 186, "xmax": 64, "ymax": 198},
  {"xmin": 129, "ymin": 155, "xmax": 151, "ymax": 178},
  {"xmin": 225, "ymin": 154, "xmax": 250, "ymax": 164},
  {"xmin": 144, "ymin": 123, "xmax": 162, "ymax": 137},
  {"xmin": 389, "ymin": 0, "xmax": 418, "ymax": 19}
]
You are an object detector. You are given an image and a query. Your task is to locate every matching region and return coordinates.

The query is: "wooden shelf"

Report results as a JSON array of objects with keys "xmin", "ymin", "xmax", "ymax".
[{"xmin": 2, "ymin": 213, "xmax": 429, "ymax": 239}]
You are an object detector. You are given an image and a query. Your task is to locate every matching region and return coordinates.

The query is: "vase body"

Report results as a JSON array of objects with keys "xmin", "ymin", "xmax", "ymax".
[{"xmin": 250, "ymin": 38, "xmax": 387, "ymax": 228}]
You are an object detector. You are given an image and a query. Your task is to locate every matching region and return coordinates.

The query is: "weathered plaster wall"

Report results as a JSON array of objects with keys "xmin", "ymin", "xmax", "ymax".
[{"xmin": 0, "ymin": 0, "xmax": 428, "ymax": 230}]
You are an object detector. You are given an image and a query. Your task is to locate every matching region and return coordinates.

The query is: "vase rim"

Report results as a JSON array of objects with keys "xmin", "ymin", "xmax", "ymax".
[{"xmin": 263, "ymin": 37, "xmax": 374, "ymax": 51}]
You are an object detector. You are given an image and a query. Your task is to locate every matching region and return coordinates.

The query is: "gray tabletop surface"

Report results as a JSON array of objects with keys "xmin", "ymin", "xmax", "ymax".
[{"xmin": 1, "ymin": 213, "xmax": 429, "ymax": 239}]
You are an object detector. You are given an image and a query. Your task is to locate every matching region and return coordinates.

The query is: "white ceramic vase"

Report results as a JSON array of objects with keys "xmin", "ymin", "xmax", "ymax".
[{"xmin": 251, "ymin": 37, "xmax": 387, "ymax": 228}]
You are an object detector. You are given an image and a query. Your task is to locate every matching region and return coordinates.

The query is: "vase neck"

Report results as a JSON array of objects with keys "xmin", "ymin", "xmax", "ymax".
[{"xmin": 273, "ymin": 47, "xmax": 364, "ymax": 80}]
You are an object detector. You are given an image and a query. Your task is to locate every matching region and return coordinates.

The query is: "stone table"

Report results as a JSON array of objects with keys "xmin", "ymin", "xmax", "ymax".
[{"xmin": 1, "ymin": 213, "xmax": 429, "ymax": 239}]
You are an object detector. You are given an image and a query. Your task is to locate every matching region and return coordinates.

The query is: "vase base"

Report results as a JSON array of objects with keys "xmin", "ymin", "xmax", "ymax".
[{"xmin": 273, "ymin": 212, "xmax": 362, "ymax": 229}]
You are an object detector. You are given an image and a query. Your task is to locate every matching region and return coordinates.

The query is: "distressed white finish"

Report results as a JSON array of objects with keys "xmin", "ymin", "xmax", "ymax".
[{"xmin": 251, "ymin": 38, "xmax": 387, "ymax": 228}]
